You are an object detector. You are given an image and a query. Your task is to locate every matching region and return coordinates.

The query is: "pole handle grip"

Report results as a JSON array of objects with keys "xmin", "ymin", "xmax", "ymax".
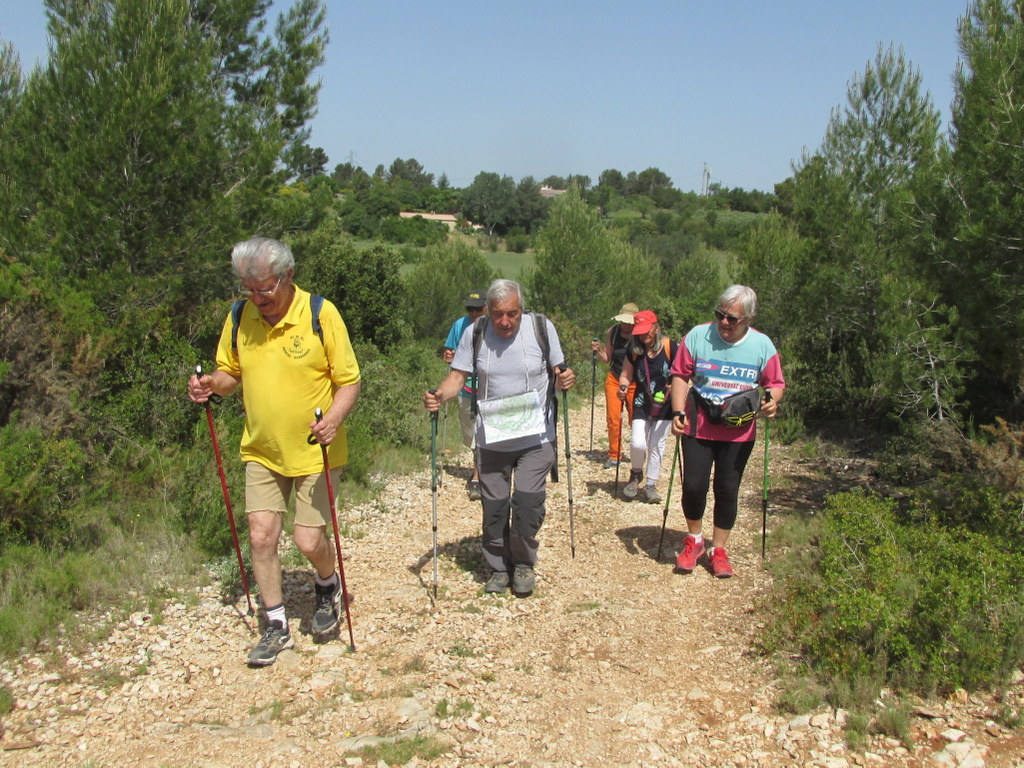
[{"xmin": 307, "ymin": 408, "xmax": 324, "ymax": 444}]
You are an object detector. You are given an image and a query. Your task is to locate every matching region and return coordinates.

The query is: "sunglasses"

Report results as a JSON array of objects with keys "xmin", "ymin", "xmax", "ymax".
[{"xmin": 714, "ymin": 309, "xmax": 745, "ymax": 325}]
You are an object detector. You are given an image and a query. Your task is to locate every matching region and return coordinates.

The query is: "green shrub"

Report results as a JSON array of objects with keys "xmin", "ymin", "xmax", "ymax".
[
  {"xmin": 765, "ymin": 489, "xmax": 1024, "ymax": 697},
  {"xmin": 0, "ymin": 422, "xmax": 87, "ymax": 547},
  {"xmin": 342, "ymin": 339, "xmax": 449, "ymax": 484},
  {"xmin": 505, "ymin": 228, "xmax": 530, "ymax": 253},
  {"xmin": 171, "ymin": 412, "xmax": 248, "ymax": 558}
]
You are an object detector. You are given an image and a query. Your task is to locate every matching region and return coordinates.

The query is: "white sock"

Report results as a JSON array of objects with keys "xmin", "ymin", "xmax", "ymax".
[
  {"xmin": 690, "ymin": 533, "xmax": 704, "ymax": 545},
  {"xmin": 266, "ymin": 604, "xmax": 288, "ymax": 631}
]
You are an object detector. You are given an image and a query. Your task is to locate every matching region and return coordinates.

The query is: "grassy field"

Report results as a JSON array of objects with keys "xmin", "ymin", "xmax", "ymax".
[
  {"xmin": 396, "ymin": 235, "xmax": 536, "ymax": 279},
  {"xmin": 484, "ymin": 249, "xmax": 535, "ymax": 279}
]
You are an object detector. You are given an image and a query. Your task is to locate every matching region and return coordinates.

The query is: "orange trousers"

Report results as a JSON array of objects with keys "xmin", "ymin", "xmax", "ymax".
[{"xmin": 603, "ymin": 370, "xmax": 636, "ymax": 461}]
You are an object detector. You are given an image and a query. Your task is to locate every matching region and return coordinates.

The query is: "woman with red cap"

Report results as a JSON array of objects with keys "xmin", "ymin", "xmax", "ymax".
[{"xmin": 616, "ymin": 310, "xmax": 676, "ymax": 503}]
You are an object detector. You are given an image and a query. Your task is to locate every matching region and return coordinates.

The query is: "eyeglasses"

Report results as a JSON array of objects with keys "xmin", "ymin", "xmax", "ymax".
[
  {"xmin": 714, "ymin": 309, "xmax": 745, "ymax": 325},
  {"xmin": 239, "ymin": 276, "xmax": 284, "ymax": 298}
]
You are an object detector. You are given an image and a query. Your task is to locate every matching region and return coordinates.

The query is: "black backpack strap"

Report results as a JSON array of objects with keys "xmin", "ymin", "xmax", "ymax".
[
  {"xmin": 310, "ymin": 294, "xmax": 325, "ymax": 346},
  {"xmin": 230, "ymin": 299, "xmax": 247, "ymax": 351},
  {"xmin": 232, "ymin": 295, "xmax": 325, "ymax": 352},
  {"xmin": 470, "ymin": 315, "xmax": 488, "ymax": 418}
]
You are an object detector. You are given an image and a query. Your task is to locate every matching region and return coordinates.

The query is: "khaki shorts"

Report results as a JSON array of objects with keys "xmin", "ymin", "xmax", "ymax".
[{"xmin": 245, "ymin": 461, "xmax": 341, "ymax": 528}]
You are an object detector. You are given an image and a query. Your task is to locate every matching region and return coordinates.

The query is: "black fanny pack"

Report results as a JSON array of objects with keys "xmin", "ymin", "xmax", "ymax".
[{"xmin": 693, "ymin": 388, "xmax": 761, "ymax": 427}]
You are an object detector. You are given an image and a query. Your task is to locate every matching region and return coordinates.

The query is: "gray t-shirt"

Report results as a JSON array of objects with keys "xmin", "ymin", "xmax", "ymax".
[{"xmin": 451, "ymin": 313, "xmax": 565, "ymax": 452}]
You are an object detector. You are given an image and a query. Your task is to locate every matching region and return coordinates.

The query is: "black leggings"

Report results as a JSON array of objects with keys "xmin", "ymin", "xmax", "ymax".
[{"xmin": 681, "ymin": 435, "xmax": 755, "ymax": 531}]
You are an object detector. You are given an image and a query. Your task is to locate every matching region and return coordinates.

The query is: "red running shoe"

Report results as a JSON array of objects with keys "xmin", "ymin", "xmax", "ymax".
[
  {"xmin": 675, "ymin": 535, "xmax": 706, "ymax": 572},
  {"xmin": 709, "ymin": 547, "xmax": 734, "ymax": 578}
]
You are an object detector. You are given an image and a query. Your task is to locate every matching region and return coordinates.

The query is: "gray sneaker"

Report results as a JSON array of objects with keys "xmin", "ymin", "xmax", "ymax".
[
  {"xmin": 642, "ymin": 484, "xmax": 662, "ymax": 504},
  {"xmin": 311, "ymin": 580, "xmax": 341, "ymax": 634},
  {"xmin": 623, "ymin": 469, "xmax": 643, "ymax": 499},
  {"xmin": 485, "ymin": 570, "xmax": 510, "ymax": 593},
  {"xmin": 247, "ymin": 620, "xmax": 294, "ymax": 667},
  {"xmin": 603, "ymin": 458, "xmax": 619, "ymax": 469},
  {"xmin": 512, "ymin": 565, "xmax": 536, "ymax": 595}
]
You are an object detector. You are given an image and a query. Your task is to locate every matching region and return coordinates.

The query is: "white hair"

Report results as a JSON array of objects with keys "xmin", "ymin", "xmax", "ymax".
[
  {"xmin": 717, "ymin": 284, "xmax": 758, "ymax": 318},
  {"xmin": 231, "ymin": 238, "xmax": 295, "ymax": 280},
  {"xmin": 486, "ymin": 278, "xmax": 524, "ymax": 308}
]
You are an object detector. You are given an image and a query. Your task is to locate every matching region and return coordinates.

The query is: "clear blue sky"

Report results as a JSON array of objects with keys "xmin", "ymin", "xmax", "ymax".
[{"xmin": 2, "ymin": 0, "xmax": 969, "ymax": 193}]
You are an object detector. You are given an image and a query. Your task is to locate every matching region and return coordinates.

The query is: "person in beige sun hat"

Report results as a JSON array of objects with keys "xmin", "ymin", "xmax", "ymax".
[{"xmin": 590, "ymin": 302, "xmax": 639, "ymax": 468}]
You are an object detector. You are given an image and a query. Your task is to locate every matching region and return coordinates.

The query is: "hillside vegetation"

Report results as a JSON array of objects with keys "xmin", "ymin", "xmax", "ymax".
[{"xmin": 1, "ymin": 0, "xmax": 1023, "ymax": 744}]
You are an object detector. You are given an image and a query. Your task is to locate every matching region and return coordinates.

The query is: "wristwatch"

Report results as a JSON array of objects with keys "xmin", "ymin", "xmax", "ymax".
[
  {"xmin": 673, "ymin": 410, "xmax": 686, "ymax": 419},
  {"xmin": 619, "ymin": 384, "xmax": 628, "ymax": 391}
]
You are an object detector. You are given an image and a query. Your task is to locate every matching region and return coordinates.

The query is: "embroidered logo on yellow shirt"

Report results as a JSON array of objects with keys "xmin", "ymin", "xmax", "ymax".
[{"xmin": 283, "ymin": 334, "xmax": 312, "ymax": 359}]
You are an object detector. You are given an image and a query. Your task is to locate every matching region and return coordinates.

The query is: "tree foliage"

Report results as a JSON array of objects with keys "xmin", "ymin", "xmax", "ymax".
[
  {"xmin": 461, "ymin": 171, "xmax": 518, "ymax": 235},
  {"xmin": 766, "ymin": 45, "xmax": 966, "ymax": 423},
  {"xmin": 528, "ymin": 188, "xmax": 658, "ymax": 334},
  {"xmin": 402, "ymin": 240, "xmax": 498, "ymax": 342},
  {"xmin": 946, "ymin": 0, "xmax": 1024, "ymax": 417}
]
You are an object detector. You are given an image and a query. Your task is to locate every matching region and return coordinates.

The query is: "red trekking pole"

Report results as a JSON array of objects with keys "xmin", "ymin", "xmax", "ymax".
[
  {"xmin": 196, "ymin": 365, "xmax": 254, "ymax": 617},
  {"xmin": 311, "ymin": 408, "xmax": 356, "ymax": 652}
]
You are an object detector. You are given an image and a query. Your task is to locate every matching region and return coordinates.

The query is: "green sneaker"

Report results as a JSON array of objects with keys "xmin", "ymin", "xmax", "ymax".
[{"xmin": 247, "ymin": 620, "xmax": 294, "ymax": 667}]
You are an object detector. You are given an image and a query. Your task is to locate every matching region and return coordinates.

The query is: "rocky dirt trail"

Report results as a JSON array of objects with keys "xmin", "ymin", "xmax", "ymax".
[{"xmin": 1, "ymin": 402, "xmax": 1022, "ymax": 768}]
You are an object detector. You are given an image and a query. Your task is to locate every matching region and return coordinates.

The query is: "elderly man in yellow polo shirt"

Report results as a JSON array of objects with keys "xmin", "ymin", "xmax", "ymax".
[{"xmin": 188, "ymin": 237, "xmax": 361, "ymax": 667}]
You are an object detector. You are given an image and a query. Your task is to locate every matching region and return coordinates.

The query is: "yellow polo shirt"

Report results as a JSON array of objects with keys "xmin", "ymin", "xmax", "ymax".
[{"xmin": 215, "ymin": 286, "xmax": 361, "ymax": 476}]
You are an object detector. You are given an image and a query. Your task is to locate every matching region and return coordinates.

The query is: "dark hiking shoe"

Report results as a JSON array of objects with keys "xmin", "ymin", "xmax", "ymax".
[
  {"xmin": 467, "ymin": 480, "xmax": 482, "ymax": 501},
  {"xmin": 247, "ymin": 620, "xmax": 293, "ymax": 667},
  {"xmin": 311, "ymin": 580, "xmax": 341, "ymax": 634},
  {"xmin": 485, "ymin": 570, "xmax": 510, "ymax": 593},
  {"xmin": 623, "ymin": 469, "xmax": 643, "ymax": 499},
  {"xmin": 512, "ymin": 565, "xmax": 536, "ymax": 596}
]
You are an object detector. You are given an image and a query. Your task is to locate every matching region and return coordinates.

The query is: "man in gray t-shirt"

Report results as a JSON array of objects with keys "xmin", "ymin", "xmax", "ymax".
[{"xmin": 424, "ymin": 279, "xmax": 575, "ymax": 597}]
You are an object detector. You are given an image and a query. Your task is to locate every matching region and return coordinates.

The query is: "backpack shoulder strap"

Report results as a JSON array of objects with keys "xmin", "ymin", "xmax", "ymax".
[
  {"xmin": 231, "ymin": 295, "xmax": 326, "ymax": 351},
  {"xmin": 310, "ymin": 294, "xmax": 325, "ymax": 346},
  {"xmin": 470, "ymin": 316, "xmax": 489, "ymax": 417},
  {"xmin": 532, "ymin": 312, "xmax": 552, "ymax": 370},
  {"xmin": 230, "ymin": 299, "xmax": 247, "ymax": 351}
]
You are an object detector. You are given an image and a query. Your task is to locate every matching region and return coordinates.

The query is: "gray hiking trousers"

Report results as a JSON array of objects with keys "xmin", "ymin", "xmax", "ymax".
[{"xmin": 477, "ymin": 442, "xmax": 555, "ymax": 573}]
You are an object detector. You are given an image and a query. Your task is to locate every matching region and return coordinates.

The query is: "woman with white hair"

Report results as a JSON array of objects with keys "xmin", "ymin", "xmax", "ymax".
[{"xmin": 669, "ymin": 285, "xmax": 785, "ymax": 578}]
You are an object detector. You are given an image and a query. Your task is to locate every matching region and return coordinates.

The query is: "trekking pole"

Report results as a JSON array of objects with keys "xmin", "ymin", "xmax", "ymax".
[
  {"xmin": 589, "ymin": 339, "xmax": 598, "ymax": 456},
  {"xmin": 311, "ymin": 408, "xmax": 356, "ymax": 651},
  {"xmin": 438, "ymin": 399, "xmax": 447, "ymax": 488},
  {"xmin": 656, "ymin": 436, "xmax": 681, "ymax": 561},
  {"xmin": 558, "ymin": 367, "xmax": 576, "ymax": 559},
  {"xmin": 429, "ymin": 391, "xmax": 440, "ymax": 598},
  {"xmin": 196, "ymin": 366, "xmax": 254, "ymax": 617},
  {"xmin": 613, "ymin": 402, "xmax": 626, "ymax": 496},
  {"xmin": 761, "ymin": 393, "xmax": 772, "ymax": 560}
]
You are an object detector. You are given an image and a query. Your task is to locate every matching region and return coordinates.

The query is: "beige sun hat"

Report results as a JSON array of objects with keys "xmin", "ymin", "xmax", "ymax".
[{"xmin": 612, "ymin": 302, "xmax": 639, "ymax": 323}]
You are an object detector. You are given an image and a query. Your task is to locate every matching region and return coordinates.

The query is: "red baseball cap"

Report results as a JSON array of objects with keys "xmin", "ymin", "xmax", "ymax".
[{"xmin": 631, "ymin": 310, "xmax": 658, "ymax": 336}]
